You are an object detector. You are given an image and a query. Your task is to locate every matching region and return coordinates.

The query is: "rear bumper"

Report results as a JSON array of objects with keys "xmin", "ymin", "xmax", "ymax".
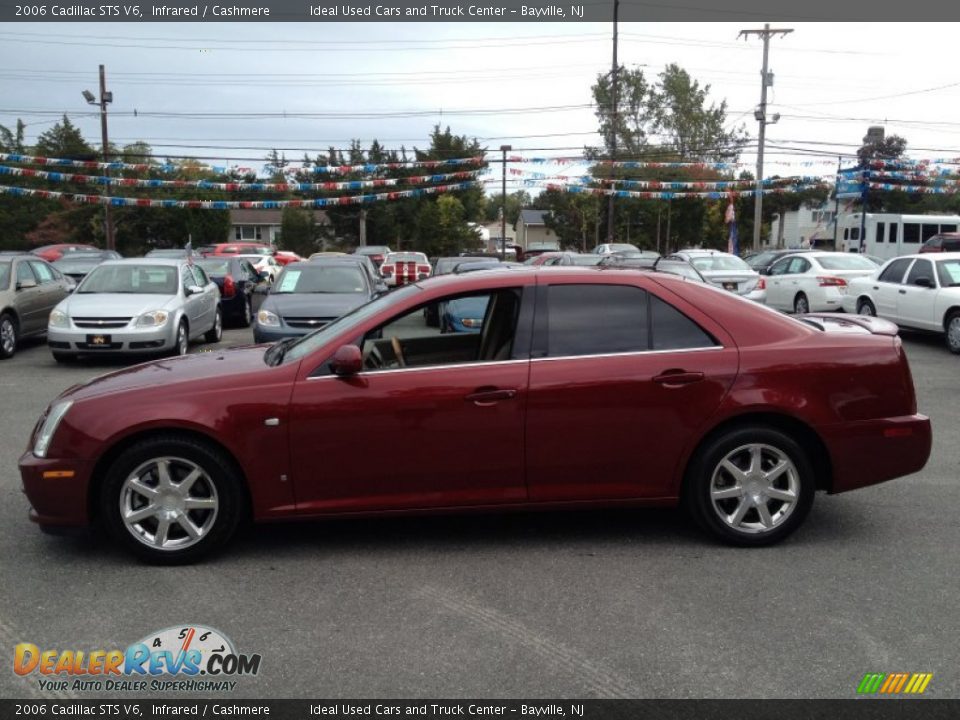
[
  {"xmin": 823, "ymin": 414, "xmax": 932, "ymax": 493},
  {"xmin": 19, "ymin": 451, "xmax": 90, "ymax": 528}
]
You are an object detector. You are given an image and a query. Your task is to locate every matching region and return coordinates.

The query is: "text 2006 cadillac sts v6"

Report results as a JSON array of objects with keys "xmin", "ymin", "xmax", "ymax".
[{"xmin": 21, "ymin": 267, "xmax": 931, "ymax": 563}]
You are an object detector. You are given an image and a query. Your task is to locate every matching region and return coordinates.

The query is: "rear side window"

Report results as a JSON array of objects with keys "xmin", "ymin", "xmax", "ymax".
[
  {"xmin": 879, "ymin": 258, "xmax": 912, "ymax": 284},
  {"xmin": 547, "ymin": 285, "xmax": 648, "ymax": 357},
  {"xmin": 924, "ymin": 235, "xmax": 943, "ymax": 249},
  {"xmin": 650, "ymin": 296, "xmax": 717, "ymax": 350}
]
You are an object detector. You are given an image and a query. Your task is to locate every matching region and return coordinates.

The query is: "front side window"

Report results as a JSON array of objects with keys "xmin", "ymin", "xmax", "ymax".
[
  {"xmin": 787, "ymin": 257, "xmax": 811, "ymax": 274},
  {"xmin": 547, "ymin": 284, "xmax": 648, "ymax": 357},
  {"xmin": 29, "ymin": 261, "xmax": 55, "ymax": 283},
  {"xmin": 768, "ymin": 258, "xmax": 791, "ymax": 276},
  {"xmin": 906, "ymin": 259, "xmax": 935, "ymax": 286},
  {"xmin": 181, "ymin": 266, "xmax": 198, "ymax": 291},
  {"xmin": 16, "ymin": 261, "xmax": 36, "ymax": 285}
]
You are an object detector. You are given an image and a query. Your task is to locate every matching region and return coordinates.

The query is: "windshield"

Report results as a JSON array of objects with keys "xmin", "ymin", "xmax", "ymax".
[
  {"xmin": 196, "ymin": 259, "xmax": 231, "ymax": 276},
  {"xmin": 274, "ymin": 265, "xmax": 367, "ymax": 294},
  {"xmin": 690, "ymin": 255, "xmax": 751, "ymax": 273},
  {"xmin": 746, "ymin": 251, "xmax": 777, "ymax": 269},
  {"xmin": 816, "ymin": 254, "xmax": 877, "ymax": 270},
  {"xmin": 78, "ymin": 264, "xmax": 178, "ymax": 294},
  {"xmin": 570, "ymin": 255, "xmax": 604, "ymax": 266},
  {"xmin": 280, "ymin": 283, "xmax": 422, "ymax": 364},
  {"xmin": 145, "ymin": 249, "xmax": 186, "ymax": 258}
]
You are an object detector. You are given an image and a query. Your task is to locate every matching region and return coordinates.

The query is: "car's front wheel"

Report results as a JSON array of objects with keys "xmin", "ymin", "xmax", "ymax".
[
  {"xmin": 857, "ymin": 298, "xmax": 877, "ymax": 316},
  {"xmin": 99, "ymin": 435, "xmax": 245, "ymax": 563},
  {"xmin": 204, "ymin": 308, "xmax": 222, "ymax": 344},
  {"xmin": 945, "ymin": 312, "xmax": 960, "ymax": 354},
  {"xmin": 173, "ymin": 320, "xmax": 188, "ymax": 356},
  {"xmin": 0, "ymin": 313, "xmax": 18, "ymax": 359},
  {"xmin": 684, "ymin": 426, "xmax": 815, "ymax": 546}
]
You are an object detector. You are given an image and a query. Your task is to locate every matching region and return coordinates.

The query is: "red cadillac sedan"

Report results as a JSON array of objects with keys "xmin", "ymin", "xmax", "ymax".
[{"xmin": 20, "ymin": 267, "xmax": 931, "ymax": 563}]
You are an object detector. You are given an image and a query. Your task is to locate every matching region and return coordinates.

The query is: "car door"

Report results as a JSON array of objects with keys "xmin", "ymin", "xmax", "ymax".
[
  {"xmin": 897, "ymin": 258, "xmax": 940, "ymax": 330},
  {"xmin": 190, "ymin": 264, "xmax": 218, "ymax": 330},
  {"xmin": 28, "ymin": 260, "xmax": 69, "ymax": 319},
  {"xmin": 287, "ymin": 285, "xmax": 532, "ymax": 513},
  {"xmin": 524, "ymin": 279, "xmax": 739, "ymax": 501},
  {"xmin": 180, "ymin": 265, "xmax": 205, "ymax": 336},
  {"xmin": 873, "ymin": 257, "xmax": 914, "ymax": 319},
  {"xmin": 13, "ymin": 260, "xmax": 46, "ymax": 335},
  {"xmin": 765, "ymin": 257, "xmax": 794, "ymax": 309}
]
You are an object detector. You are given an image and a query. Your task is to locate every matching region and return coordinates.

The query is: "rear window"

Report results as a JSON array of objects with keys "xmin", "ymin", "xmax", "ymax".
[
  {"xmin": 196, "ymin": 260, "xmax": 231, "ymax": 276},
  {"xmin": 689, "ymin": 255, "xmax": 751, "ymax": 273},
  {"xmin": 386, "ymin": 253, "xmax": 427, "ymax": 263}
]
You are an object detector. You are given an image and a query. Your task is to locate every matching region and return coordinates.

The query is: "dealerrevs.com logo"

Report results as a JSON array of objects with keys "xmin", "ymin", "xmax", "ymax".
[{"xmin": 14, "ymin": 625, "xmax": 261, "ymax": 693}]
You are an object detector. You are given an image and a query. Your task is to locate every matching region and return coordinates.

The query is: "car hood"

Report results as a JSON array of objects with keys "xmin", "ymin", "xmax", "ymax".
[
  {"xmin": 59, "ymin": 344, "xmax": 275, "ymax": 402},
  {"xmin": 60, "ymin": 293, "xmax": 178, "ymax": 317},
  {"xmin": 264, "ymin": 292, "xmax": 368, "ymax": 317}
]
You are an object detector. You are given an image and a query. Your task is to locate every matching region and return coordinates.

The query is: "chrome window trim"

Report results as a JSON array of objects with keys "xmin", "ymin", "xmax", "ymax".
[{"xmin": 304, "ymin": 345, "xmax": 723, "ymax": 381}]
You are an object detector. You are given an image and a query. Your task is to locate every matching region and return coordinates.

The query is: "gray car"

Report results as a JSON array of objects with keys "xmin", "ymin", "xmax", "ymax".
[
  {"xmin": 0, "ymin": 255, "xmax": 73, "ymax": 359},
  {"xmin": 254, "ymin": 259, "xmax": 380, "ymax": 343},
  {"xmin": 47, "ymin": 258, "xmax": 222, "ymax": 362},
  {"xmin": 667, "ymin": 249, "xmax": 766, "ymax": 303}
]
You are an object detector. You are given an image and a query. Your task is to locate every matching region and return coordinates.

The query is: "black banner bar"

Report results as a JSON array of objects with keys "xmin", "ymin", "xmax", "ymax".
[{"xmin": 2, "ymin": 700, "xmax": 959, "ymax": 720}]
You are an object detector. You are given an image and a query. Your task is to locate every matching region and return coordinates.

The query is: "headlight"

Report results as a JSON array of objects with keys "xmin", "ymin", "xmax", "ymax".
[
  {"xmin": 257, "ymin": 309, "xmax": 280, "ymax": 327},
  {"xmin": 135, "ymin": 310, "xmax": 169, "ymax": 328},
  {"xmin": 49, "ymin": 309, "xmax": 69, "ymax": 328},
  {"xmin": 33, "ymin": 400, "xmax": 73, "ymax": 458}
]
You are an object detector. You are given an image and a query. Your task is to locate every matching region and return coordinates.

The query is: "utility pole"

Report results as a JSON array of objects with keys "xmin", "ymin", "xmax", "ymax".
[
  {"xmin": 738, "ymin": 24, "xmax": 793, "ymax": 251},
  {"xmin": 833, "ymin": 155, "xmax": 841, "ymax": 248},
  {"xmin": 500, "ymin": 145, "xmax": 511, "ymax": 261},
  {"xmin": 83, "ymin": 65, "xmax": 115, "ymax": 251},
  {"xmin": 606, "ymin": 0, "xmax": 619, "ymax": 244},
  {"xmin": 359, "ymin": 209, "xmax": 367, "ymax": 247}
]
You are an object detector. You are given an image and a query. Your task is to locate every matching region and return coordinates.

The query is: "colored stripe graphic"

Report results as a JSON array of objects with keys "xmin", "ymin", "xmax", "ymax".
[{"xmin": 857, "ymin": 673, "xmax": 932, "ymax": 694}]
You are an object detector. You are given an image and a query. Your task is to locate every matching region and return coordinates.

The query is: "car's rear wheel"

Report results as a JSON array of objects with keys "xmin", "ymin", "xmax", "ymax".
[
  {"xmin": 684, "ymin": 426, "xmax": 815, "ymax": 546},
  {"xmin": 0, "ymin": 313, "xmax": 18, "ymax": 359},
  {"xmin": 857, "ymin": 298, "xmax": 877, "ymax": 316},
  {"xmin": 945, "ymin": 312, "xmax": 960, "ymax": 354},
  {"xmin": 99, "ymin": 435, "xmax": 245, "ymax": 564},
  {"xmin": 204, "ymin": 308, "xmax": 222, "ymax": 344},
  {"xmin": 793, "ymin": 293, "xmax": 810, "ymax": 315},
  {"xmin": 240, "ymin": 297, "xmax": 252, "ymax": 328}
]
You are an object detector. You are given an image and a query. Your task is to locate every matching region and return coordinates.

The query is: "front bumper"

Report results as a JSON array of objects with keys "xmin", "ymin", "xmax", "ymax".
[
  {"xmin": 824, "ymin": 414, "xmax": 932, "ymax": 493},
  {"xmin": 253, "ymin": 324, "xmax": 308, "ymax": 343},
  {"xmin": 48, "ymin": 324, "xmax": 175, "ymax": 354},
  {"xmin": 19, "ymin": 450, "xmax": 90, "ymax": 529}
]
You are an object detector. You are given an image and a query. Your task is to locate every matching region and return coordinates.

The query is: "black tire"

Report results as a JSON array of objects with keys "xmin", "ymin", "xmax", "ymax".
[
  {"xmin": 945, "ymin": 311, "xmax": 960, "ymax": 354},
  {"xmin": 52, "ymin": 352, "xmax": 77, "ymax": 364},
  {"xmin": 98, "ymin": 434, "xmax": 246, "ymax": 564},
  {"xmin": 857, "ymin": 298, "xmax": 877, "ymax": 317},
  {"xmin": 172, "ymin": 319, "xmax": 189, "ymax": 357},
  {"xmin": 204, "ymin": 308, "xmax": 223, "ymax": 344},
  {"xmin": 238, "ymin": 297, "xmax": 252, "ymax": 328},
  {"xmin": 0, "ymin": 312, "xmax": 18, "ymax": 359},
  {"xmin": 793, "ymin": 293, "xmax": 810, "ymax": 315},
  {"xmin": 683, "ymin": 426, "xmax": 816, "ymax": 547}
]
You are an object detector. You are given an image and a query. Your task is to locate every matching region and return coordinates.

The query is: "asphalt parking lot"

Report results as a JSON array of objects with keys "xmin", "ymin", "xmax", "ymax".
[{"xmin": 0, "ymin": 327, "xmax": 957, "ymax": 700}]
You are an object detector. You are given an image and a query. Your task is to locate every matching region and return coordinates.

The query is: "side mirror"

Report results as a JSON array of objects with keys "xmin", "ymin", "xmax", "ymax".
[
  {"xmin": 915, "ymin": 277, "xmax": 933, "ymax": 288},
  {"xmin": 186, "ymin": 285, "xmax": 204, "ymax": 295},
  {"xmin": 17, "ymin": 278, "xmax": 37, "ymax": 290},
  {"xmin": 331, "ymin": 344, "xmax": 362, "ymax": 376}
]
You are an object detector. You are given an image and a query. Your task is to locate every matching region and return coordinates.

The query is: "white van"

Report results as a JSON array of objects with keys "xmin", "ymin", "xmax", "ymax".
[{"xmin": 836, "ymin": 213, "xmax": 960, "ymax": 260}]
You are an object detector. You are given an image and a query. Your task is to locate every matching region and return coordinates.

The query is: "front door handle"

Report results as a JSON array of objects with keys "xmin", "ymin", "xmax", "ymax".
[
  {"xmin": 465, "ymin": 387, "xmax": 517, "ymax": 406},
  {"xmin": 652, "ymin": 370, "xmax": 705, "ymax": 387}
]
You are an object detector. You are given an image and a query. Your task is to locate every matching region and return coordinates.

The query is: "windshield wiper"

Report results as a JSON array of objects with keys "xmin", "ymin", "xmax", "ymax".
[{"xmin": 264, "ymin": 336, "xmax": 297, "ymax": 366}]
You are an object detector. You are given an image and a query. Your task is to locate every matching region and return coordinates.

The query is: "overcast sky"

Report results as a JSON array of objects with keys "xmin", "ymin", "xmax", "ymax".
[{"xmin": 2, "ymin": 21, "xmax": 959, "ymax": 193}]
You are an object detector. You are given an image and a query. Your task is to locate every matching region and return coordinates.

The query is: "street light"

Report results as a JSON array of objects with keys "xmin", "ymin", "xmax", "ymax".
[{"xmin": 82, "ymin": 65, "xmax": 115, "ymax": 251}]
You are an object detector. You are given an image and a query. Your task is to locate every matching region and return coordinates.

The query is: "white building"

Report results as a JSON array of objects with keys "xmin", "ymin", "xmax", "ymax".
[{"xmin": 766, "ymin": 202, "xmax": 839, "ymax": 249}]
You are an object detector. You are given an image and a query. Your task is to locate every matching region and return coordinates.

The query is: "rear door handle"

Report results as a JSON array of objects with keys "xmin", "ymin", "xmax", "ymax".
[
  {"xmin": 899, "ymin": 289, "xmax": 907, "ymax": 294},
  {"xmin": 652, "ymin": 371, "xmax": 705, "ymax": 387},
  {"xmin": 465, "ymin": 388, "xmax": 517, "ymax": 406}
]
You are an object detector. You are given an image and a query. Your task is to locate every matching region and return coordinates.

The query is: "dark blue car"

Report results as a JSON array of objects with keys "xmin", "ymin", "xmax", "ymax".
[{"xmin": 195, "ymin": 257, "xmax": 263, "ymax": 328}]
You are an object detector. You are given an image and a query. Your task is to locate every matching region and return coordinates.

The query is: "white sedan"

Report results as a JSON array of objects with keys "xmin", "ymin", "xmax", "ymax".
[
  {"xmin": 765, "ymin": 252, "xmax": 877, "ymax": 314},
  {"xmin": 842, "ymin": 252, "xmax": 960, "ymax": 352},
  {"xmin": 236, "ymin": 253, "xmax": 282, "ymax": 282}
]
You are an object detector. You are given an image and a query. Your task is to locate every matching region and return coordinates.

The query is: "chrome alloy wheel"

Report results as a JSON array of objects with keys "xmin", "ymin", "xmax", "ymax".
[
  {"xmin": 709, "ymin": 443, "xmax": 799, "ymax": 535},
  {"xmin": 947, "ymin": 316, "xmax": 960, "ymax": 353},
  {"xmin": 119, "ymin": 456, "xmax": 219, "ymax": 551},
  {"xmin": 0, "ymin": 317, "xmax": 15, "ymax": 356},
  {"xmin": 176, "ymin": 322, "xmax": 188, "ymax": 355}
]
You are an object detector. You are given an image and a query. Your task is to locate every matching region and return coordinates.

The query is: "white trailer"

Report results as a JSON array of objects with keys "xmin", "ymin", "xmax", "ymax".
[{"xmin": 836, "ymin": 213, "xmax": 960, "ymax": 260}]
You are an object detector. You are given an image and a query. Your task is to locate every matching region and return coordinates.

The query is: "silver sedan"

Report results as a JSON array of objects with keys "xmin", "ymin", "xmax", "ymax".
[{"xmin": 47, "ymin": 258, "xmax": 222, "ymax": 362}]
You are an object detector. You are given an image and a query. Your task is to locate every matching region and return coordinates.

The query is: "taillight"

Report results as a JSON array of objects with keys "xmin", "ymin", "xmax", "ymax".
[
  {"xmin": 417, "ymin": 265, "xmax": 431, "ymax": 275},
  {"xmin": 818, "ymin": 276, "xmax": 848, "ymax": 287},
  {"xmin": 381, "ymin": 266, "xmax": 394, "ymax": 275},
  {"xmin": 757, "ymin": 277, "xmax": 766, "ymax": 290},
  {"xmin": 222, "ymin": 275, "xmax": 236, "ymax": 299}
]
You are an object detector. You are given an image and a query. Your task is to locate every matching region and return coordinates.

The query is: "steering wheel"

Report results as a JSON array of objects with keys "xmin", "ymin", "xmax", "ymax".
[{"xmin": 390, "ymin": 336, "xmax": 406, "ymax": 367}]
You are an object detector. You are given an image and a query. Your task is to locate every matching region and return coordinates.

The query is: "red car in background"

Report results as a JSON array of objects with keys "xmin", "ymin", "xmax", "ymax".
[
  {"xmin": 203, "ymin": 242, "xmax": 274, "ymax": 257},
  {"xmin": 20, "ymin": 267, "xmax": 930, "ymax": 563},
  {"xmin": 274, "ymin": 251, "xmax": 302, "ymax": 266},
  {"xmin": 31, "ymin": 244, "xmax": 99, "ymax": 262},
  {"xmin": 380, "ymin": 251, "xmax": 431, "ymax": 287}
]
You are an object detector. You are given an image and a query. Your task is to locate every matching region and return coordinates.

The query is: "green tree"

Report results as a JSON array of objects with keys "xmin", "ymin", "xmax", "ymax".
[
  {"xmin": 35, "ymin": 115, "xmax": 95, "ymax": 158},
  {"xmin": 588, "ymin": 66, "xmax": 651, "ymax": 159},
  {"xmin": 485, "ymin": 190, "xmax": 531, "ymax": 225},
  {"xmin": 278, "ymin": 206, "xmax": 321, "ymax": 257},
  {"xmin": 0, "ymin": 119, "xmax": 26, "ymax": 153}
]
